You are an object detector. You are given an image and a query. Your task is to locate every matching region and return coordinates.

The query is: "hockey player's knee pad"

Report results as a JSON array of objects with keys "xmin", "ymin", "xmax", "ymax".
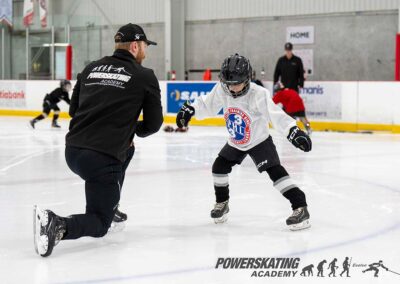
[{"xmin": 212, "ymin": 156, "xmax": 235, "ymax": 175}]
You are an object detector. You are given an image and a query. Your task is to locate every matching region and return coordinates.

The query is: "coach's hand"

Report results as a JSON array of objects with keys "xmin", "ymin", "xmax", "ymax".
[
  {"xmin": 176, "ymin": 101, "xmax": 195, "ymax": 128},
  {"xmin": 287, "ymin": 126, "xmax": 312, "ymax": 152}
]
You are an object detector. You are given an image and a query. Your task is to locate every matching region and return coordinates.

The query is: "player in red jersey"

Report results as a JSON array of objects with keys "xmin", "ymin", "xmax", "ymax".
[{"xmin": 273, "ymin": 82, "xmax": 311, "ymax": 135}]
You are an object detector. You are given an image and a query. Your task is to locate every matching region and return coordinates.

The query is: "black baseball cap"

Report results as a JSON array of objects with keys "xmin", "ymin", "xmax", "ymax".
[
  {"xmin": 114, "ymin": 23, "xmax": 157, "ymax": 45},
  {"xmin": 284, "ymin": 42, "xmax": 293, "ymax": 51}
]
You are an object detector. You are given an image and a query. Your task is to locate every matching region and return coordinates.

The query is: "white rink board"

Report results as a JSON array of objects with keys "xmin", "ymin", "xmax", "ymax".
[
  {"xmin": 1, "ymin": 80, "xmax": 400, "ymax": 127},
  {"xmin": 358, "ymin": 82, "xmax": 396, "ymax": 125}
]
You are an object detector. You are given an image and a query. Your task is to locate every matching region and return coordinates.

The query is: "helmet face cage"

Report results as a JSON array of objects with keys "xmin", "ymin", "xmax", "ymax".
[
  {"xmin": 219, "ymin": 54, "xmax": 252, "ymax": 99},
  {"xmin": 221, "ymin": 79, "xmax": 250, "ymax": 99},
  {"xmin": 60, "ymin": 80, "xmax": 72, "ymax": 91}
]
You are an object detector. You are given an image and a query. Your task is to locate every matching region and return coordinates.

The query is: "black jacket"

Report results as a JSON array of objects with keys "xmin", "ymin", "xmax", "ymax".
[
  {"xmin": 44, "ymin": 88, "xmax": 70, "ymax": 105},
  {"xmin": 66, "ymin": 49, "xmax": 163, "ymax": 162},
  {"xmin": 273, "ymin": 55, "xmax": 305, "ymax": 92}
]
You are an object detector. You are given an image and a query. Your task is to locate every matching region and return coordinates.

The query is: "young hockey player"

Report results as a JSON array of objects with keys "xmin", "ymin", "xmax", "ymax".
[
  {"xmin": 273, "ymin": 82, "xmax": 312, "ymax": 135},
  {"xmin": 30, "ymin": 80, "xmax": 72, "ymax": 129},
  {"xmin": 176, "ymin": 54, "xmax": 312, "ymax": 230}
]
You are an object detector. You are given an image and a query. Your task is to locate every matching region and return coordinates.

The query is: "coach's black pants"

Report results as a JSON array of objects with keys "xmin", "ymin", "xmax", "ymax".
[{"xmin": 63, "ymin": 146, "xmax": 134, "ymax": 239}]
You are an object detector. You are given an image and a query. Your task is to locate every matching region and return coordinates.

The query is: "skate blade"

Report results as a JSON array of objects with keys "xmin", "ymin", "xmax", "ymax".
[
  {"xmin": 213, "ymin": 214, "xmax": 228, "ymax": 224},
  {"xmin": 108, "ymin": 221, "xmax": 126, "ymax": 233},
  {"xmin": 288, "ymin": 219, "xmax": 311, "ymax": 231},
  {"xmin": 33, "ymin": 205, "xmax": 49, "ymax": 256},
  {"xmin": 33, "ymin": 205, "xmax": 39, "ymax": 254}
]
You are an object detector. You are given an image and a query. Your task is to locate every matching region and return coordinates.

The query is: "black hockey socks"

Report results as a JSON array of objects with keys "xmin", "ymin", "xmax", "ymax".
[
  {"xmin": 283, "ymin": 188, "xmax": 307, "ymax": 210},
  {"xmin": 212, "ymin": 156, "xmax": 236, "ymax": 203},
  {"xmin": 266, "ymin": 165, "xmax": 307, "ymax": 210},
  {"xmin": 52, "ymin": 113, "xmax": 59, "ymax": 123},
  {"xmin": 214, "ymin": 185, "xmax": 229, "ymax": 203},
  {"xmin": 33, "ymin": 114, "xmax": 46, "ymax": 122}
]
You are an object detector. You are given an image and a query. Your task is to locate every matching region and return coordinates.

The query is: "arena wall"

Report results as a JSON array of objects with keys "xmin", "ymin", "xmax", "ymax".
[{"xmin": 0, "ymin": 80, "xmax": 399, "ymax": 133}]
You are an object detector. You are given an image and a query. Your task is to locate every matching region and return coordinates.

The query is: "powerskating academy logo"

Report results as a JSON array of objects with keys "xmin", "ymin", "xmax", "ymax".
[
  {"xmin": 224, "ymin": 108, "xmax": 251, "ymax": 145},
  {"xmin": 215, "ymin": 257, "xmax": 400, "ymax": 279},
  {"xmin": 215, "ymin": 257, "xmax": 300, "ymax": 278},
  {"xmin": 86, "ymin": 64, "xmax": 132, "ymax": 89}
]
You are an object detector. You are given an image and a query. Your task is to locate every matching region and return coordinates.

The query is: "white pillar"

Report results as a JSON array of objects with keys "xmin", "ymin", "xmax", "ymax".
[
  {"xmin": 165, "ymin": 0, "xmax": 171, "ymax": 79},
  {"xmin": 398, "ymin": 6, "xmax": 400, "ymax": 32},
  {"xmin": 164, "ymin": 0, "xmax": 185, "ymax": 80}
]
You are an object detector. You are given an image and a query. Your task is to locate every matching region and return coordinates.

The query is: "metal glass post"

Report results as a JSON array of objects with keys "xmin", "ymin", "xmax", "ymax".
[
  {"xmin": 66, "ymin": 25, "xmax": 70, "ymax": 44},
  {"xmin": 26, "ymin": 27, "xmax": 29, "ymax": 80},
  {"xmin": 1, "ymin": 28, "xmax": 4, "ymax": 79},
  {"xmin": 51, "ymin": 26, "xmax": 55, "ymax": 80}
]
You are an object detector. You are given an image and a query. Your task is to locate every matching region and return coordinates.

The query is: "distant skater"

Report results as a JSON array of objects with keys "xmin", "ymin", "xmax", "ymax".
[
  {"xmin": 30, "ymin": 80, "xmax": 71, "ymax": 129},
  {"xmin": 273, "ymin": 82, "xmax": 311, "ymax": 135}
]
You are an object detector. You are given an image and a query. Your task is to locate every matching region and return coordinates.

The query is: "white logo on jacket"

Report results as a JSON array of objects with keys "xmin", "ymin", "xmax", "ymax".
[{"xmin": 88, "ymin": 64, "xmax": 132, "ymax": 83}]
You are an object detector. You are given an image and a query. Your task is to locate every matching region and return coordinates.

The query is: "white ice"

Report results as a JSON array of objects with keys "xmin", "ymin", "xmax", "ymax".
[{"xmin": 0, "ymin": 116, "xmax": 400, "ymax": 284}]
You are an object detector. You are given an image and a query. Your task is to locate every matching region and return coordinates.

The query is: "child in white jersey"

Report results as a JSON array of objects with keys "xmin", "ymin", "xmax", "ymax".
[{"xmin": 177, "ymin": 54, "xmax": 312, "ymax": 230}]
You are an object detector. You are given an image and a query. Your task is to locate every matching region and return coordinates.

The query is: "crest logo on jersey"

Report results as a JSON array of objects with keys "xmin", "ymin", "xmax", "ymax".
[{"xmin": 224, "ymin": 108, "xmax": 251, "ymax": 145}]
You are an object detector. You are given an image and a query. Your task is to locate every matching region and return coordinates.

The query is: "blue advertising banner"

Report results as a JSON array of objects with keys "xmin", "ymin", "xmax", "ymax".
[{"xmin": 167, "ymin": 82, "xmax": 216, "ymax": 113}]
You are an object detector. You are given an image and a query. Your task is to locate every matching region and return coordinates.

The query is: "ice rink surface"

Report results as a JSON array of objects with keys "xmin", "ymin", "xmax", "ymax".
[{"xmin": 0, "ymin": 116, "xmax": 400, "ymax": 284}]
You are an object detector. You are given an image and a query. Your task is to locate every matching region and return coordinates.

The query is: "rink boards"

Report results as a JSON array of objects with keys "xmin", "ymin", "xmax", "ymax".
[{"xmin": 0, "ymin": 80, "xmax": 400, "ymax": 133}]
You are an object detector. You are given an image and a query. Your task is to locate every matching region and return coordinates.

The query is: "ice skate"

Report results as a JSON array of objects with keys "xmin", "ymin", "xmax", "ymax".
[
  {"xmin": 52, "ymin": 121, "xmax": 61, "ymax": 128},
  {"xmin": 29, "ymin": 120, "xmax": 36, "ymax": 129},
  {"xmin": 33, "ymin": 205, "xmax": 66, "ymax": 257},
  {"xmin": 286, "ymin": 206, "xmax": 310, "ymax": 231},
  {"xmin": 108, "ymin": 205, "xmax": 127, "ymax": 233},
  {"xmin": 306, "ymin": 124, "xmax": 312, "ymax": 136},
  {"xmin": 113, "ymin": 205, "xmax": 128, "ymax": 223},
  {"xmin": 211, "ymin": 200, "xmax": 229, "ymax": 224}
]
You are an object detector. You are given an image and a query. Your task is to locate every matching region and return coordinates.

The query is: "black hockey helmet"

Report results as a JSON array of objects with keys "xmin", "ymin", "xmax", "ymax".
[
  {"xmin": 60, "ymin": 79, "xmax": 71, "ymax": 88},
  {"xmin": 60, "ymin": 79, "xmax": 72, "ymax": 92},
  {"xmin": 219, "ymin": 53, "xmax": 252, "ymax": 98}
]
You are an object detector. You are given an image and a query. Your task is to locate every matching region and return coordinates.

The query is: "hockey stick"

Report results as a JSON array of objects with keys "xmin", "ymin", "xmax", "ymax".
[{"xmin": 387, "ymin": 269, "xmax": 400, "ymax": 276}]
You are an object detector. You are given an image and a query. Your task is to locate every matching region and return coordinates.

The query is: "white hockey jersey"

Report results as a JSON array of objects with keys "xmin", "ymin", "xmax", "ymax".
[{"xmin": 191, "ymin": 82, "xmax": 297, "ymax": 151}]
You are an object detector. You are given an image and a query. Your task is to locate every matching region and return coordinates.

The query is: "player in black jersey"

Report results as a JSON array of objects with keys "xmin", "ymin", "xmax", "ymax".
[{"xmin": 30, "ymin": 80, "xmax": 72, "ymax": 129}]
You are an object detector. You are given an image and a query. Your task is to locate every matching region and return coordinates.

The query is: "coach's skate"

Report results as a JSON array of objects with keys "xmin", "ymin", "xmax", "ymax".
[
  {"xmin": 33, "ymin": 205, "xmax": 66, "ymax": 257},
  {"xmin": 113, "ymin": 205, "xmax": 127, "ymax": 222},
  {"xmin": 286, "ymin": 206, "xmax": 310, "ymax": 231},
  {"xmin": 211, "ymin": 200, "xmax": 229, "ymax": 224},
  {"xmin": 108, "ymin": 205, "xmax": 127, "ymax": 233}
]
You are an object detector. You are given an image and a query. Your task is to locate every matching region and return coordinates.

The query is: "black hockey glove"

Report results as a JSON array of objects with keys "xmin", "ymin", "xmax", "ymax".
[
  {"xmin": 287, "ymin": 126, "xmax": 312, "ymax": 152},
  {"xmin": 176, "ymin": 101, "xmax": 195, "ymax": 128}
]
